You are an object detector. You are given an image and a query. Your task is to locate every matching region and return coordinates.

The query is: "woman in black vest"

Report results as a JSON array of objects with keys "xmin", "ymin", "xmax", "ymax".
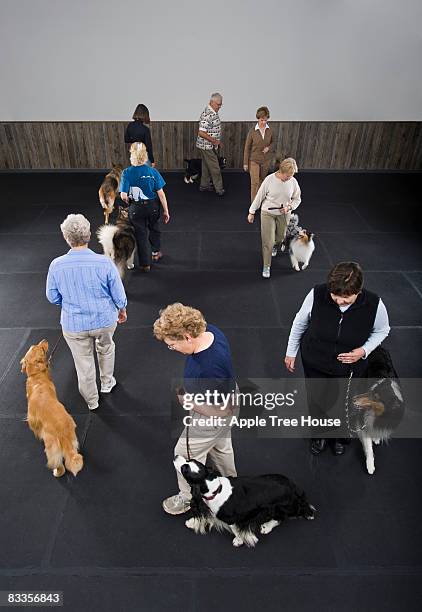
[
  {"xmin": 284, "ymin": 262, "xmax": 390, "ymax": 456},
  {"xmin": 124, "ymin": 104, "xmax": 155, "ymax": 167}
]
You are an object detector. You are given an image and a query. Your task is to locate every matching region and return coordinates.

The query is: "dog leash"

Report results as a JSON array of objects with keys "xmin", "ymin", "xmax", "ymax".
[
  {"xmin": 47, "ymin": 333, "xmax": 63, "ymax": 365},
  {"xmin": 344, "ymin": 368, "xmax": 367, "ymax": 435},
  {"xmin": 185, "ymin": 423, "xmax": 192, "ymax": 461}
]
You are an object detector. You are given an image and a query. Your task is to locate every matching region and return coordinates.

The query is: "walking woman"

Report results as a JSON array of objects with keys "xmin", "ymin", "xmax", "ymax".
[
  {"xmin": 247, "ymin": 157, "xmax": 301, "ymax": 278},
  {"xmin": 120, "ymin": 143, "xmax": 170, "ymax": 272},
  {"xmin": 124, "ymin": 103, "xmax": 155, "ymax": 167},
  {"xmin": 243, "ymin": 106, "xmax": 273, "ymax": 202}
]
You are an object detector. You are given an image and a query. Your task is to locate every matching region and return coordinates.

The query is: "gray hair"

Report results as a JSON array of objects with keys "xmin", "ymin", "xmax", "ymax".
[
  {"xmin": 210, "ymin": 92, "xmax": 222, "ymax": 103},
  {"xmin": 60, "ymin": 214, "xmax": 91, "ymax": 247}
]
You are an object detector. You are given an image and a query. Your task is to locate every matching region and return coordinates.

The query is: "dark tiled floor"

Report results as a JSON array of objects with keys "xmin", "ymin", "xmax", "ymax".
[{"xmin": 0, "ymin": 170, "xmax": 421, "ymax": 611}]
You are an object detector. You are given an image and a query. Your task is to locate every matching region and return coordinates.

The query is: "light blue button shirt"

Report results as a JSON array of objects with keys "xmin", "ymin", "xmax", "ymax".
[{"xmin": 46, "ymin": 248, "xmax": 127, "ymax": 332}]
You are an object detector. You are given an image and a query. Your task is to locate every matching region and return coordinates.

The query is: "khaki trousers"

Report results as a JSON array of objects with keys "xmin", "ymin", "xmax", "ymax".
[
  {"xmin": 174, "ymin": 422, "xmax": 237, "ymax": 499},
  {"xmin": 249, "ymin": 160, "xmax": 271, "ymax": 202},
  {"xmin": 198, "ymin": 148, "xmax": 224, "ymax": 192},
  {"xmin": 63, "ymin": 324, "xmax": 117, "ymax": 406},
  {"xmin": 260, "ymin": 210, "xmax": 291, "ymax": 267}
]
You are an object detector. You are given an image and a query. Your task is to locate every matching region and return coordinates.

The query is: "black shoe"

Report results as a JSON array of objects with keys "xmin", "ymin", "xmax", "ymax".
[
  {"xmin": 310, "ymin": 439, "xmax": 326, "ymax": 455},
  {"xmin": 332, "ymin": 439, "xmax": 345, "ymax": 455}
]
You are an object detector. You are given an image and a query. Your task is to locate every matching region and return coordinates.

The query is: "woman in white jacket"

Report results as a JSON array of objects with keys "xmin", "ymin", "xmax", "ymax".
[{"xmin": 247, "ymin": 157, "xmax": 301, "ymax": 278}]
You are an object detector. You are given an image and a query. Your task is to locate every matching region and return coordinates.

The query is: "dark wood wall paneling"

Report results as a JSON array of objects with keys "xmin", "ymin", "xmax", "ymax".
[{"xmin": 0, "ymin": 122, "xmax": 421, "ymax": 170}]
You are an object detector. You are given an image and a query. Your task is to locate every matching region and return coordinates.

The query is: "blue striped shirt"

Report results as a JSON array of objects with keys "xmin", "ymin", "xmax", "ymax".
[{"xmin": 46, "ymin": 248, "xmax": 127, "ymax": 332}]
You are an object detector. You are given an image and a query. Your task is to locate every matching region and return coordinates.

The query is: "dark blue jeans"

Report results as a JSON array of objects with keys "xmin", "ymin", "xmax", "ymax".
[{"xmin": 128, "ymin": 200, "xmax": 161, "ymax": 266}]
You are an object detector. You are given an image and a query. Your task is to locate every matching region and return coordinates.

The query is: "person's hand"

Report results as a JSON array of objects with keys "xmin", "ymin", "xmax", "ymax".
[
  {"xmin": 117, "ymin": 308, "xmax": 127, "ymax": 324},
  {"xmin": 337, "ymin": 347, "xmax": 365, "ymax": 364},
  {"xmin": 284, "ymin": 356, "xmax": 296, "ymax": 372},
  {"xmin": 120, "ymin": 192, "xmax": 129, "ymax": 204},
  {"xmin": 163, "ymin": 211, "xmax": 170, "ymax": 224},
  {"xmin": 263, "ymin": 146, "xmax": 270, "ymax": 154},
  {"xmin": 151, "ymin": 162, "xmax": 156, "ymax": 168},
  {"xmin": 247, "ymin": 213, "xmax": 255, "ymax": 224},
  {"xmin": 214, "ymin": 139, "xmax": 221, "ymax": 147},
  {"xmin": 243, "ymin": 165, "xmax": 249, "ymax": 172}
]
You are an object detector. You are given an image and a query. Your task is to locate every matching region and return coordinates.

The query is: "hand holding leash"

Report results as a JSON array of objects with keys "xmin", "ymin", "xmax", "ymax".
[{"xmin": 337, "ymin": 347, "xmax": 365, "ymax": 364}]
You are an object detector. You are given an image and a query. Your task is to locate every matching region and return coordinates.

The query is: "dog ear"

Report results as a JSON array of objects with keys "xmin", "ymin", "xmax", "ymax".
[
  {"xmin": 20, "ymin": 357, "xmax": 27, "ymax": 373},
  {"xmin": 39, "ymin": 339, "xmax": 49, "ymax": 353}
]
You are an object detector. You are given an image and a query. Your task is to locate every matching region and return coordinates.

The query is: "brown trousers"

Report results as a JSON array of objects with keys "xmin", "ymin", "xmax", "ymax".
[
  {"xmin": 260, "ymin": 210, "xmax": 291, "ymax": 267},
  {"xmin": 249, "ymin": 160, "xmax": 271, "ymax": 202},
  {"xmin": 198, "ymin": 148, "xmax": 224, "ymax": 192}
]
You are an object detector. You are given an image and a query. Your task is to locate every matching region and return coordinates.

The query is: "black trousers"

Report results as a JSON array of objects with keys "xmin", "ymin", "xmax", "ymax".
[
  {"xmin": 128, "ymin": 200, "xmax": 161, "ymax": 266},
  {"xmin": 302, "ymin": 359, "xmax": 345, "ymax": 439}
]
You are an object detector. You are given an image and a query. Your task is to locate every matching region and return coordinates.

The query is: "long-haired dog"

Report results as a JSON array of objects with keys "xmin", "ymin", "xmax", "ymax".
[
  {"xmin": 97, "ymin": 206, "xmax": 136, "ymax": 279},
  {"xmin": 20, "ymin": 340, "xmax": 83, "ymax": 478},
  {"xmin": 280, "ymin": 213, "xmax": 315, "ymax": 271},
  {"xmin": 351, "ymin": 346, "xmax": 404, "ymax": 475},
  {"xmin": 99, "ymin": 164, "xmax": 123, "ymax": 224},
  {"xmin": 183, "ymin": 156, "xmax": 226, "ymax": 184},
  {"xmin": 174, "ymin": 456, "xmax": 315, "ymax": 548}
]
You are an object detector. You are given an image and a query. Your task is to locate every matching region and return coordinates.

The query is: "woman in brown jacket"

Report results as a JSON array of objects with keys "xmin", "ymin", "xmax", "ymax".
[{"xmin": 243, "ymin": 106, "xmax": 274, "ymax": 202}]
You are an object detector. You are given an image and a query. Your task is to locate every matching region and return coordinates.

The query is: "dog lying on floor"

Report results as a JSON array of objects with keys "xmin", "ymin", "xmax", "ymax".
[
  {"xmin": 174, "ymin": 456, "xmax": 315, "ymax": 547},
  {"xmin": 20, "ymin": 340, "xmax": 83, "ymax": 478},
  {"xmin": 351, "ymin": 346, "xmax": 404, "ymax": 475},
  {"xmin": 279, "ymin": 213, "xmax": 315, "ymax": 271},
  {"xmin": 98, "ymin": 164, "xmax": 123, "ymax": 224},
  {"xmin": 183, "ymin": 156, "xmax": 226, "ymax": 184},
  {"xmin": 97, "ymin": 206, "xmax": 136, "ymax": 279}
]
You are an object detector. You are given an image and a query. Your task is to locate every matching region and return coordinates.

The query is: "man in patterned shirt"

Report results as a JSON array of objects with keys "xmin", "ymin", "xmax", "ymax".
[{"xmin": 196, "ymin": 92, "xmax": 225, "ymax": 196}]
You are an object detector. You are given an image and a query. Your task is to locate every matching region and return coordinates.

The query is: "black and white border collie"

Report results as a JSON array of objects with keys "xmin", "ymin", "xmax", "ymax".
[
  {"xmin": 351, "ymin": 346, "xmax": 404, "ymax": 475},
  {"xmin": 183, "ymin": 157, "xmax": 226, "ymax": 184},
  {"xmin": 174, "ymin": 456, "xmax": 315, "ymax": 547}
]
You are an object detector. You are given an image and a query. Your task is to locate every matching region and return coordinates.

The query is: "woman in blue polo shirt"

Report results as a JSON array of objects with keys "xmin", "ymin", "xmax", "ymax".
[{"xmin": 120, "ymin": 142, "xmax": 170, "ymax": 272}]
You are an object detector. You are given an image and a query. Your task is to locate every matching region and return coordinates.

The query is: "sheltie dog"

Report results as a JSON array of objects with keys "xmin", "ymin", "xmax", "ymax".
[
  {"xmin": 174, "ymin": 456, "xmax": 315, "ymax": 548},
  {"xmin": 183, "ymin": 157, "xmax": 226, "ymax": 184},
  {"xmin": 20, "ymin": 340, "xmax": 84, "ymax": 478},
  {"xmin": 99, "ymin": 164, "xmax": 123, "ymax": 223},
  {"xmin": 97, "ymin": 206, "xmax": 136, "ymax": 279},
  {"xmin": 351, "ymin": 346, "xmax": 404, "ymax": 475},
  {"xmin": 280, "ymin": 213, "xmax": 315, "ymax": 271}
]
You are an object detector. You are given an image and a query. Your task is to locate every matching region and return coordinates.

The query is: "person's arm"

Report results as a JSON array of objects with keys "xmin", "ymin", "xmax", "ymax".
[
  {"xmin": 290, "ymin": 179, "xmax": 301, "ymax": 211},
  {"xmin": 124, "ymin": 123, "xmax": 132, "ymax": 144},
  {"xmin": 119, "ymin": 168, "xmax": 129, "ymax": 203},
  {"xmin": 143, "ymin": 125, "xmax": 155, "ymax": 164},
  {"xmin": 156, "ymin": 188, "xmax": 170, "ymax": 223},
  {"xmin": 243, "ymin": 130, "xmax": 252, "ymax": 170},
  {"xmin": 284, "ymin": 290, "xmax": 314, "ymax": 371},
  {"xmin": 107, "ymin": 263, "xmax": 128, "ymax": 312},
  {"xmin": 46, "ymin": 266, "xmax": 62, "ymax": 306},
  {"xmin": 337, "ymin": 300, "xmax": 390, "ymax": 364}
]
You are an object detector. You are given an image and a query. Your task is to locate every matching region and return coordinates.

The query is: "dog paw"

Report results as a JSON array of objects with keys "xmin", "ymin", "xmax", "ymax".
[
  {"xmin": 366, "ymin": 460, "xmax": 375, "ymax": 475},
  {"xmin": 53, "ymin": 466, "xmax": 65, "ymax": 478},
  {"xmin": 302, "ymin": 263, "xmax": 308, "ymax": 270},
  {"xmin": 185, "ymin": 518, "xmax": 197, "ymax": 530},
  {"xmin": 293, "ymin": 265, "xmax": 300, "ymax": 271},
  {"xmin": 127, "ymin": 264, "xmax": 134, "ymax": 270},
  {"xmin": 373, "ymin": 438, "xmax": 381, "ymax": 445},
  {"xmin": 232, "ymin": 536, "xmax": 244, "ymax": 547}
]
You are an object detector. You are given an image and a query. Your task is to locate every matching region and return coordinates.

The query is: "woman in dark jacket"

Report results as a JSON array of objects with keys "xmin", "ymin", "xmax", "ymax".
[{"xmin": 124, "ymin": 104, "xmax": 155, "ymax": 167}]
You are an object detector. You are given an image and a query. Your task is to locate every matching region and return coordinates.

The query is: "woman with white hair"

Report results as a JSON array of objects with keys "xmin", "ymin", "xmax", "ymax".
[
  {"xmin": 120, "ymin": 142, "xmax": 170, "ymax": 272},
  {"xmin": 247, "ymin": 157, "xmax": 301, "ymax": 278},
  {"xmin": 46, "ymin": 214, "xmax": 127, "ymax": 411}
]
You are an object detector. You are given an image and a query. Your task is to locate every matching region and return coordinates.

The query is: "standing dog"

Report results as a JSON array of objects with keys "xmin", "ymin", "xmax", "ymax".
[
  {"xmin": 280, "ymin": 213, "xmax": 315, "ymax": 271},
  {"xmin": 174, "ymin": 456, "xmax": 315, "ymax": 548},
  {"xmin": 99, "ymin": 164, "xmax": 123, "ymax": 224},
  {"xmin": 351, "ymin": 346, "xmax": 404, "ymax": 475},
  {"xmin": 20, "ymin": 340, "xmax": 83, "ymax": 478},
  {"xmin": 97, "ymin": 206, "xmax": 136, "ymax": 279},
  {"xmin": 183, "ymin": 156, "xmax": 226, "ymax": 184}
]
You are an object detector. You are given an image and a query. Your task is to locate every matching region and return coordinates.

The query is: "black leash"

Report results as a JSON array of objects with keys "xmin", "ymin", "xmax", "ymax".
[{"xmin": 47, "ymin": 333, "xmax": 63, "ymax": 365}]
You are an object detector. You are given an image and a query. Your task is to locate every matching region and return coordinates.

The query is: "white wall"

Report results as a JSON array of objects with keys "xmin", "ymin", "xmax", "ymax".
[{"xmin": 1, "ymin": 0, "xmax": 421, "ymax": 121}]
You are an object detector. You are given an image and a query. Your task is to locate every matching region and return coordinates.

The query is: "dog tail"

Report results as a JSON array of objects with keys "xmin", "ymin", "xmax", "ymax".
[
  {"xmin": 97, "ymin": 224, "xmax": 118, "ymax": 259},
  {"xmin": 61, "ymin": 436, "xmax": 84, "ymax": 477}
]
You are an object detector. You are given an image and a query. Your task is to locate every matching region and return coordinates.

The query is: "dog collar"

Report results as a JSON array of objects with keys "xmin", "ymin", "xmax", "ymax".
[{"xmin": 202, "ymin": 484, "xmax": 222, "ymax": 501}]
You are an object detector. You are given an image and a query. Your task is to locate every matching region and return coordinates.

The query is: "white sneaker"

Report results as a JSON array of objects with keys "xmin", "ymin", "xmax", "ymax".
[
  {"xmin": 162, "ymin": 493, "xmax": 191, "ymax": 515},
  {"xmin": 101, "ymin": 376, "xmax": 116, "ymax": 393},
  {"xmin": 262, "ymin": 266, "xmax": 271, "ymax": 278},
  {"xmin": 272, "ymin": 245, "xmax": 278, "ymax": 257},
  {"xmin": 88, "ymin": 400, "xmax": 99, "ymax": 411}
]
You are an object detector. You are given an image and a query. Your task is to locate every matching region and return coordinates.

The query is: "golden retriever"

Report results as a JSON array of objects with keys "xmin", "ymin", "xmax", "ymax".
[
  {"xmin": 20, "ymin": 340, "xmax": 83, "ymax": 478},
  {"xmin": 98, "ymin": 164, "xmax": 123, "ymax": 224}
]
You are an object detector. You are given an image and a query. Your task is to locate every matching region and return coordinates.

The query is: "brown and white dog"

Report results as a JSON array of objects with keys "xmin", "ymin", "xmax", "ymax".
[
  {"xmin": 99, "ymin": 164, "xmax": 123, "ymax": 224},
  {"xmin": 20, "ymin": 340, "xmax": 84, "ymax": 478},
  {"xmin": 97, "ymin": 206, "xmax": 136, "ymax": 279}
]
